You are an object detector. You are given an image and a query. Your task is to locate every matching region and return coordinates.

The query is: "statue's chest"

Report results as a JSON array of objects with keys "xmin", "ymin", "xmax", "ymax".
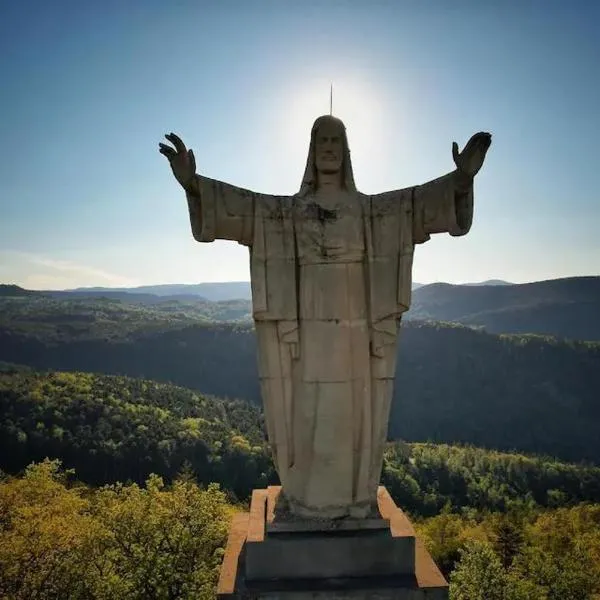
[{"xmin": 295, "ymin": 196, "xmax": 365, "ymax": 261}]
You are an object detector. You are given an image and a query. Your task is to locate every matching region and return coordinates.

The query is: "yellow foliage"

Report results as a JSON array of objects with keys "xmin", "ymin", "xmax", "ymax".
[
  {"xmin": 0, "ymin": 460, "xmax": 103, "ymax": 599},
  {"xmin": 230, "ymin": 434, "xmax": 251, "ymax": 452},
  {"xmin": 0, "ymin": 461, "xmax": 233, "ymax": 599},
  {"xmin": 416, "ymin": 510, "xmax": 490, "ymax": 571}
]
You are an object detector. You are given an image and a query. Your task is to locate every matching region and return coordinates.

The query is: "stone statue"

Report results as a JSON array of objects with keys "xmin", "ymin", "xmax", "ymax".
[{"xmin": 159, "ymin": 116, "xmax": 491, "ymax": 520}]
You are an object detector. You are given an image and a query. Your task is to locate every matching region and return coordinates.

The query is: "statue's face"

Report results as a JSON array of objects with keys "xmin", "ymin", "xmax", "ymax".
[{"xmin": 314, "ymin": 121, "xmax": 344, "ymax": 175}]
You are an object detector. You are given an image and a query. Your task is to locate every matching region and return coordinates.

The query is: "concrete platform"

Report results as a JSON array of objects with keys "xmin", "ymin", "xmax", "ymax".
[{"xmin": 217, "ymin": 486, "xmax": 448, "ymax": 599}]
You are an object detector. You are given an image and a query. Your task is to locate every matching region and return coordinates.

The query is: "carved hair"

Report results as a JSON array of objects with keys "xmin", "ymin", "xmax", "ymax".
[{"xmin": 298, "ymin": 115, "xmax": 357, "ymax": 197}]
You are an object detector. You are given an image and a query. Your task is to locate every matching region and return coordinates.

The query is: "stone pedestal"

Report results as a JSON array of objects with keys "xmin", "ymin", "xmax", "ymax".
[{"xmin": 217, "ymin": 486, "xmax": 448, "ymax": 599}]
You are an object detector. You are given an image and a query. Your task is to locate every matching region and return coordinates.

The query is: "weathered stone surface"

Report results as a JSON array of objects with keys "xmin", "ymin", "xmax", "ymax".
[
  {"xmin": 217, "ymin": 486, "xmax": 448, "ymax": 599},
  {"xmin": 161, "ymin": 120, "xmax": 491, "ymax": 520},
  {"xmin": 265, "ymin": 486, "xmax": 389, "ymax": 534}
]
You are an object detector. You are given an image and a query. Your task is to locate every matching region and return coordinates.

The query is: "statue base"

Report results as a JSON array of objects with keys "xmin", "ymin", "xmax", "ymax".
[{"xmin": 217, "ymin": 486, "xmax": 448, "ymax": 599}]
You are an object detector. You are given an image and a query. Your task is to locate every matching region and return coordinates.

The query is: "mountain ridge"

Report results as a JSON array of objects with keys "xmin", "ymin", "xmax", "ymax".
[
  {"xmin": 409, "ymin": 275, "xmax": 600, "ymax": 340},
  {"xmin": 4, "ymin": 275, "xmax": 598, "ymax": 340},
  {"xmin": 2, "ymin": 279, "xmax": 516, "ymax": 301},
  {"xmin": 1, "ymin": 290, "xmax": 598, "ymax": 464}
]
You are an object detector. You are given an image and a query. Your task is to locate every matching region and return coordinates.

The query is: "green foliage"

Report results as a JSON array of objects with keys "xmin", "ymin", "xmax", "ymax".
[
  {"xmin": 383, "ymin": 442, "xmax": 600, "ymax": 517},
  {"xmin": 0, "ymin": 459, "xmax": 100, "ymax": 599},
  {"xmin": 0, "ymin": 294, "xmax": 251, "ymax": 342},
  {"xmin": 424, "ymin": 504, "xmax": 600, "ymax": 599},
  {"xmin": 2, "ymin": 282, "xmax": 599, "ymax": 598},
  {"xmin": 90, "ymin": 476, "xmax": 230, "ymax": 599},
  {"xmin": 0, "ymin": 460, "xmax": 231, "ymax": 599},
  {"xmin": 3, "ymin": 460, "xmax": 598, "ymax": 599},
  {"xmin": 0, "ymin": 370, "xmax": 275, "ymax": 501},
  {"xmin": 2, "ymin": 293, "xmax": 599, "ymax": 464},
  {"xmin": 450, "ymin": 540, "xmax": 508, "ymax": 600},
  {"xmin": 2, "ymin": 370, "xmax": 600, "ymax": 517},
  {"xmin": 1, "ymin": 368, "xmax": 599, "ymax": 599},
  {"xmin": 391, "ymin": 321, "xmax": 600, "ymax": 464}
]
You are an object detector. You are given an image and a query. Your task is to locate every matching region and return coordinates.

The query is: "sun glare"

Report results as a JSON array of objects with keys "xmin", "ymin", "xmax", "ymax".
[{"xmin": 272, "ymin": 75, "xmax": 392, "ymax": 191}]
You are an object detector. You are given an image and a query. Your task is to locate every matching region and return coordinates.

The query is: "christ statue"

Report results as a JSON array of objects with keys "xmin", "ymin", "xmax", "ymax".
[{"xmin": 159, "ymin": 115, "xmax": 491, "ymax": 519}]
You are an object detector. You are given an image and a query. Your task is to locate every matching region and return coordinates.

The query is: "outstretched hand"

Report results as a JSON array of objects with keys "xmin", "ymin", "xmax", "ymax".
[
  {"xmin": 452, "ymin": 132, "xmax": 492, "ymax": 178},
  {"xmin": 159, "ymin": 133, "xmax": 197, "ymax": 191}
]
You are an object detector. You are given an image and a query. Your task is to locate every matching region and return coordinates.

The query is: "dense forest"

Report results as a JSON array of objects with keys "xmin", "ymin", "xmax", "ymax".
[
  {"xmin": 1, "ymin": 369, "xmax": 599, "ymax": 599},
  {"xmin": 2, "ymin": 368, "xmax": 600, "ymax": 516},
  {"xmin": 2, "ymin": 279, "xmax": 599, "ymax": 598},
  {"xmin": 2, "ymin": 292, "xmax": 599, "ymax": 463},
  {"xmin": 2, "ymin": 460, "xmax": 598, "ymax": 600}
]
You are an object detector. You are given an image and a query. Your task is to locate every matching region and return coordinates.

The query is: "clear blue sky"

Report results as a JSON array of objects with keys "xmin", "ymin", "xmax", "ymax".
[{"xmin": 1, "ymin": 0, "xmax": 598, "ymax": 289}]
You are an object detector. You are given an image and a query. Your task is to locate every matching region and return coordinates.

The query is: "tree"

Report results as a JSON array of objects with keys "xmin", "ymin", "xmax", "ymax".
[
  {"xmin": 0, "ymin": 461, "xmax": 234, "ymax": 600},
  {"xmin": 0, "ymin": 459, "xmax": 101, "ymax": 599},
  {"xmin": 490, "ymin": 513, "xmax": 524, "ymax": 569},
  {"xmin": 450, "ymin": 540, "xmax": 506, "ymax": 600},
  {"xmin": 89, "ymin": 475, "xmax": 231, "ymax": 599}
]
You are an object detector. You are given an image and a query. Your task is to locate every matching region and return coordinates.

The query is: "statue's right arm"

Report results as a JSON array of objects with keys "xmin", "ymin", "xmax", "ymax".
[
  {"xmin": 159, "ymin": 133, "xmax": 255, "ymax": 246},
  {"xmin": 184, "ymin": 174, "xmax": 256, "ymax": 246}
]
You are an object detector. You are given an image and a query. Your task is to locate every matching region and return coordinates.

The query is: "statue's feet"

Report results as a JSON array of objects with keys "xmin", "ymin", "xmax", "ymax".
[
  {"xmin": 273, "ymin": 489, "xmax": 294, "ymax": 521},
  {"xmin": 274, "ymin": 491, "xmax": 380, "ymax": 522},
  {"xmin": 347, "ymin": 500, "xmax": 380, "ymax": 519}
]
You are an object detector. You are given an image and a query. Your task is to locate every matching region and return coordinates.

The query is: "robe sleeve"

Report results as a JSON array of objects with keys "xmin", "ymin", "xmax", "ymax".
[
  {"xmin": 185, "ymin": 175, "xmax": 256, "ymax": 246},
  {"xmin": 412, "ymin": 170, "xmax": 474, "ymax": 244}
]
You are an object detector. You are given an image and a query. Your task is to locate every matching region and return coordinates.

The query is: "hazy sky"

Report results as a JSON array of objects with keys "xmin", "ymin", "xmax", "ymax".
[{"xmin": 1, "ymin": 0, "xmax": 598, "ymax": 290}]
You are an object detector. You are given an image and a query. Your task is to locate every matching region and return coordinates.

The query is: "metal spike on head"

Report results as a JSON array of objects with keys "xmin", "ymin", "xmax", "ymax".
[{"xmin": 330, "ymin": 83, "xmax": 333, "ymax": 116}]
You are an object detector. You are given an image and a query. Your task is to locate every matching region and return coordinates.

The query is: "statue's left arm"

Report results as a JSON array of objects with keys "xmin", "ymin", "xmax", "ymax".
[
  {"xmin": 364, "ymin": 132, "xmax": 491, "ymax": 330},
  {"xmin": 412, "ymin": 132, "xmax": 492, "ymax": 244},
  {"xmin": 412, "ymin": 170, "xmax": 473, "ymax": 243}
]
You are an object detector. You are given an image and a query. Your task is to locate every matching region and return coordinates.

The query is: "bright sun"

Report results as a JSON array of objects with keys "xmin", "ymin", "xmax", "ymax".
[{"xmin": 272, "ymin": 74, "xmax": 391, "ymax": 190}]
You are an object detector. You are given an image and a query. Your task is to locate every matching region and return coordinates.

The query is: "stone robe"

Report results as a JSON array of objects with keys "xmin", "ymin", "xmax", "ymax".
[{"xmin": 186, "ymin": 171, "xmax": 473, "ymax": 518}]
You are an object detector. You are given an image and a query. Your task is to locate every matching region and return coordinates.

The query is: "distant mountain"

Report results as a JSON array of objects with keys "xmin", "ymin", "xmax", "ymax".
[
  {"xmin": 462, "ymin": 279, "xmax": 512, "ymax": 286},
  {"xmin": 70, "ymin": 282, "xmax": 252, "ymax": 301},
  {"xmin": 0, "ymin": 284, "xmax": 38, "ymax": 297},
  {"xmin": 5, "ymin": 276, "xmax": 600, "ymax": 340},
  {"xmin": 68, "ymin": 281, "xmax": 426, "ymax": 301},
  {"xmin": 48, "ymin": 290, "xmax": 210, "ymax": 304},
  {"xmin": 408, "ymin": 276, "xmax": 600, "ymax": 341}
]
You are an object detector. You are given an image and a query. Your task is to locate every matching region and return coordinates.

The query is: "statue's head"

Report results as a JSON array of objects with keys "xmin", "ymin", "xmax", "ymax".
[
  {"xmin": 314, "ymin": 116, "xmax": 344, "ymax": 174},
  {"xmin": 298, "ymin": 115, "xmax": 357, "ymax": 196}
]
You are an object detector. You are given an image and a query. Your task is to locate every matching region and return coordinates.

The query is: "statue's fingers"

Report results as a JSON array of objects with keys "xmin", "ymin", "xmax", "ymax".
[
  {"xmin": 467, "ymin": 133, "xmax": 482, "ymax": 149},
  {"xmin": 475, "ymin": 132, "xmax": 491, "ymax": 147},
  {"xmin": 476, "ymin": 135, "xmax": 491, "ymax": 153},
  {"xmin": 452, "ymin": 141, "xmax": 460, "ymax": 162},
  {"xmin": 188, "ymin": 149, "xmax": 196, "ymax": 173},
  {"xmin": 166, "ymin": 132, "xmax": 186, "ymax": 153},
  {"xmin": 159, "ymin": 143, "xmax": 176, "ymax": 157}
]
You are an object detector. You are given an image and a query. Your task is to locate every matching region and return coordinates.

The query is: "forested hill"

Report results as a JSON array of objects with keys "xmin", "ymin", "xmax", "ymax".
[
  {"xmin": 0, "ymin": 296, "xmax": 600, "ymax": 461},
  {"xmin": 2, "ymin": 368, "xmax": 600, "ymax": 517},
  {"xmin": 0, "ymin": 368, "xmax": 269, "ymax": 501},
  {"xmin": 4, "ymin": 275, "xmax": 599, "ymax": 340},
  {"xmin": 3, "ymin": 370, "xmax": 600, "ymax": 599},
  {"xmin": 1, "ymin": 292, "xmax": 599, "ymax": 463},
  {"xmin": 409, "ymin": 276, "xmax": 600, "ymax": 340},
  {"xmin": 0, "ymin": 288, "xmax": 252, "ymax": 324}
]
